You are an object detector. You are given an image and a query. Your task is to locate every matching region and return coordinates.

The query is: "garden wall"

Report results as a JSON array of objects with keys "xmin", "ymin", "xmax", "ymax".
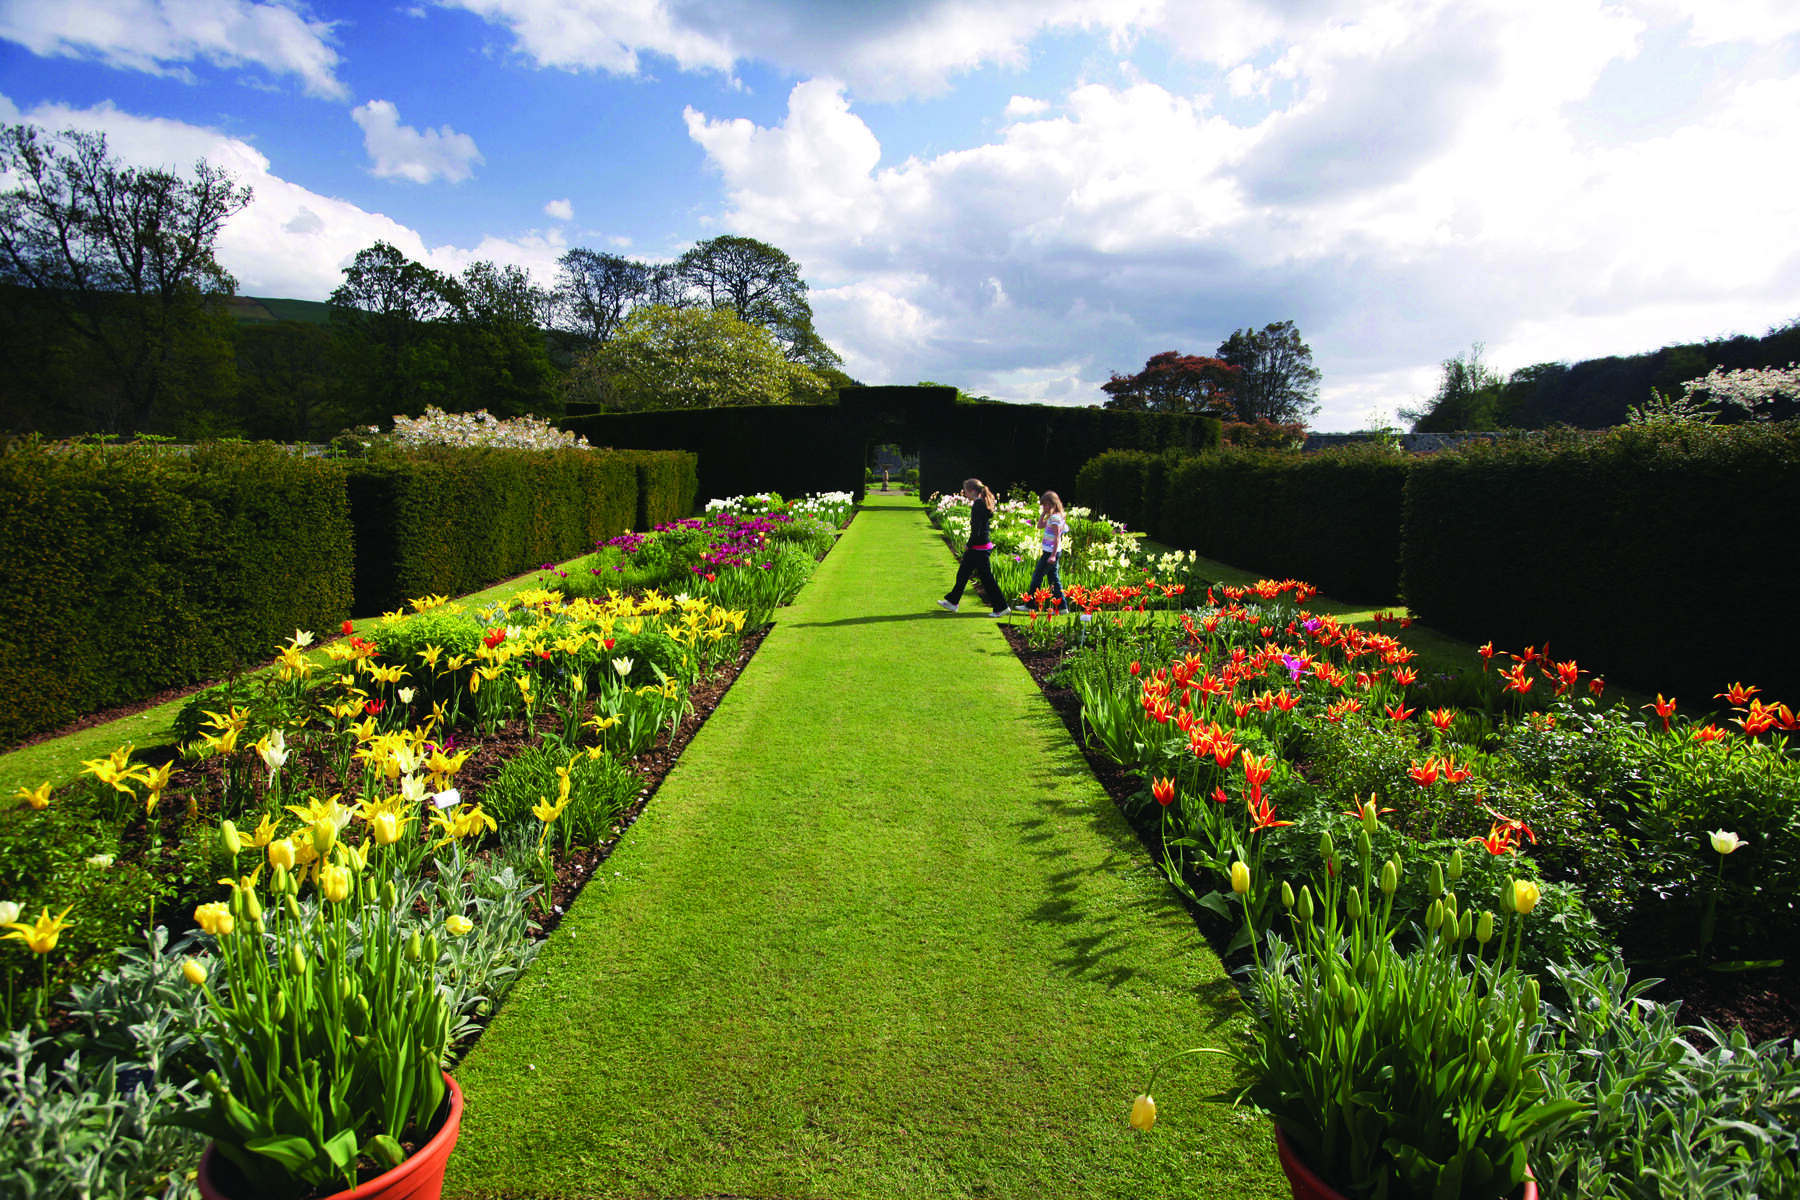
[
  {"xmin": 344, "ymin": 447, "xmax": 691, "ymax": 613},
  {"xmin": 1402, "ymin": 423, "xmax": 1800, "ymax": 702},
  {"xmin": 0, "ymin": 441, "xmax": 354, "ymax": 749},
  {"xmin": 564, "ymin": 387, "xmax": 1219, "ymax": 508}
]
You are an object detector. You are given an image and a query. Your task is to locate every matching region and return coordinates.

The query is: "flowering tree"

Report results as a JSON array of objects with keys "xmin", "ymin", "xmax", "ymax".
[
  {"xmin": 1679, "ymin": 363, "xmax": 1800, "ymax": 421},
  {"xmin": 1101, "ymin": 351, "xmax": 1239, "ymax": 415},
  {"xmin": 567, "ymin": 304, "xmax": 831, "ymax": 412}
]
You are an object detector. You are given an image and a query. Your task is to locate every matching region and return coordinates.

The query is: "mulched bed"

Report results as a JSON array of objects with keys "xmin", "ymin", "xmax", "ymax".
[{"xmin": 999, "ymin": 624, "xmax": 1800, "ymax": 1044}]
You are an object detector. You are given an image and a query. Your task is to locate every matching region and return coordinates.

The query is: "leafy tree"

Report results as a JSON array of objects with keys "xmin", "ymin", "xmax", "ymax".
[
  {"xmin": 551, "ymin": 248, "xmax": 649, "ymax": 351},
  {"xmin": 0, "ymin": 124, "xmax": 252, "ymax": 433},
  {"xmin": 454, "ymin": 260, "xmax": 558, "ymax": 418},
  {"xmin": 233, "ymin": 320, "xmax": 340, "ymax": 441},
  {"xmin": 1215, "ymin": 320, "xmax": 1321, "ymax": 424},
  {"xmin": 327, "ymin": 241, "xmax": 460, "ymax": 423},
  {"xmin": 569, "ymin": 303, "xmax": 829, "ymax": 412},
  {"xmin": 676, "ymin": 234, "xmax": 841, "ymax": 371},
  {"xmin": 1100, "ymin": 351, "xmax": 1238, "ymax": 415},
  {"xmin": 1402, "ymin": 343, "xmax": 1509, "ymax": 431}
]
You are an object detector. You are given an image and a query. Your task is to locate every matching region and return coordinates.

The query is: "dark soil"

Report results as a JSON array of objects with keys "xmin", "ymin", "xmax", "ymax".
[{"xmin": 998, "ymin": 624, "xmax": 1800, "ymax": 1044}]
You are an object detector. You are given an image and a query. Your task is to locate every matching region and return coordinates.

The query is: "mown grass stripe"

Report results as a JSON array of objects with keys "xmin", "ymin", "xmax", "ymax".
[{"xmin": 445, "ymin": 495, "xmax": 1283, "ymax": 1199}]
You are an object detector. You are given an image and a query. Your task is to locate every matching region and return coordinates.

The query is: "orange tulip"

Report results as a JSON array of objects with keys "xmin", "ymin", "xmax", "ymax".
[
  {"xmin": 1715, "ymin": 682, "xmax": 1760, "ymax": 707},
  {"xmin": 1645, "ymin": 694, "xmax": 1677, "ymax": 731},
  {"xmin": 1152, "ymin": 777, "xmax": 1176, "ymax": 806},
  {"xmin": 1408, "ymin": 758, "xmax": 1441, "ymax": 787},
  {"xmin": 1389, "ymin": 666, "xmax": 1418, "ymax": 687},
  {"xmin": 1385, "ymin": 703, "xmax": 1415, "ymax": 723},
  {"xmin": 1692, "ymin": 724, "xmax": 1728, "ymax": 743},
  {"xmin": 1427, "ymin": 707, "xmax": 1456, "ymax": 731}
]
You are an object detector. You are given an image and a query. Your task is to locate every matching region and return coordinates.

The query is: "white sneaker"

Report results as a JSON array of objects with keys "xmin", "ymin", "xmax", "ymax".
[
  {"xmin": 936, "ymin": 599, "xmax": 958, "ymax": 612},
  {"xmin": 986, "ymin": 609, "xmax": 1007, "ymax": 618}
]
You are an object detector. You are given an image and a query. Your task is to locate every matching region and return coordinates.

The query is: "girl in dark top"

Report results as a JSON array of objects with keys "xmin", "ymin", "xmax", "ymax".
[{"xmin": 938, "ymin": 478, "xmax": 1010, "ymax": 617}]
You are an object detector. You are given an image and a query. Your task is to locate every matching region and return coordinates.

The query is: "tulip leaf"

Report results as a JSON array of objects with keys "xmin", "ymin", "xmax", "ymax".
[
  {"xmin": 366, "ymin": 1133, "xmax": 406, "ymax": 1169},
  {"xmin": 245, "ymin": 1134, "xmax": 323, "ymax": 1173}
]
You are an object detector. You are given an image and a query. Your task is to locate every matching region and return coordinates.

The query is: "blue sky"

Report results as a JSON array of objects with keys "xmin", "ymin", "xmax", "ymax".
[{"xmin": 3, "ymin": 0, "xmax": 1798, "ymax": 429}]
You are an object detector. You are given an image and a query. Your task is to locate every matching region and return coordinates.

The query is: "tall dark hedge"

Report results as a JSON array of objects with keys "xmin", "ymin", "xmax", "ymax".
[
  {"xmin": 344, "ymin": 447, "xmax": 685, "ymax": 612},
  {"xmin": 1156, "ymin": 445, "xmax": 1411, "ymax": 602},
  {"xmin": 0, "ymin": 441, "xmax": 353, "ymax": 749},
  {"xmin": 1402, "ymin": 423, "xmax": 1800, "ymax": 702},
  {"xmin": 565, "ymin": 389, "xmax": 1221, "ymax": 506},
  {"xmin": 1074, "ymin": 450, "xmax": 1182, "ymax": 537}
]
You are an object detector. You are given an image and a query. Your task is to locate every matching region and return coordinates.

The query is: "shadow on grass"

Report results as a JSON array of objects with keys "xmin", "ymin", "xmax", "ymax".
[{"xmin": 790, "ymin": 612, "xmax": 947, "ymax": 628}]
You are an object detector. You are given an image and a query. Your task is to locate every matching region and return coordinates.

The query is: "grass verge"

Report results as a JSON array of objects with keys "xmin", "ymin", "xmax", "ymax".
[{"xmin": 445, "ymin": 494, "xmax": 1284, "ymax": 1199}]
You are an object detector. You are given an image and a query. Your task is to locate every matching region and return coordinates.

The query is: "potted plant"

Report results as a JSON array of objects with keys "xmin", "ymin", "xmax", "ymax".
[
  {"xmin": 1135, "ymin": 810, "xmax": 1583, "ymax": 1200},
  {"xmin": 163, "ymin": 830, "xmax": 464, "ymax": 1200}
]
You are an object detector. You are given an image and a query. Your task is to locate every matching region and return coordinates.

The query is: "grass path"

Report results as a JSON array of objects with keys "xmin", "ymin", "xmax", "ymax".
[{"xmin": 445, "ymin": 494, "xmax": 1284, "ymax": 1199}]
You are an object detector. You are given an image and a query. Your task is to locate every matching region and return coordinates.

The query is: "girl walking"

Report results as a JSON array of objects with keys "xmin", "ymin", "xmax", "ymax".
[
  {"xmin": 938, "ymin": 478, "xmax": 1010, "ymax": 617},
  {"xmin": 1020, "ymin": 490, "xmax": 1068, "ymax": 612}
]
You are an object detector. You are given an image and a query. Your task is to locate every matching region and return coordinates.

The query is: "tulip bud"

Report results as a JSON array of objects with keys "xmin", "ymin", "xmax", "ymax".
[
  {"xmin": 220, "ymin": 820, "xmax": 242, "ymax": 858},
  {"xmin": 1342, "ymin": 982, "xmax": 1357, "ymax": 1020},
  {"xmin": 1526, "ymin": 976, "xmax": 1541, "ymax": 1014},
  {"xmin": 269, "ymin": 838, "xmax": 297, "ymax": 873},
  {"xmin": 1319, "ymin": 831, "xmax": 1336, "ymax": 867},
  {"xmin": 1428, "ymin": 863, "xmax": 1445, "ymax": 898},
  {"xmin": 382, "ymin": 880, "xmax": 398, "ymax": 909},
  {"xmin": 1511, "ymin": 879, "xmax": 1541, "ymax": 916},
  {"xmin": 311, "ymin": 818, "xmax": 337, "ymax": 859},
  {"xmin": 1360, "ymin": 799, "xmax": 1379, "ymax": 833},
  {"xmin": 1346, "ymin": 886, "xmax": 1362, "ymax": 921},
  {"xmin": 407, "ymin": 931, "xmax": 424, "ymax": 962},
  {"xmin": 182, "ymin": 957, "xmax": 207, "ymax": 986},
  {"xmin": 1229, "ymin": 860, "xmax": 1250, "ymax": 895},
  {"xmin": 340, "ymin": 978, "xmax": 354, "ymax": 1002},
  {"xmin": 270, "ymin": 862, "xmax": 291, "ymax": 895},
  {"xmin": 425, "ymin": 934, "xmax": 439, "ymax": 963},
  {"xmin": 1281, "ymin": 881, "xmax": 1295, "ymax": 910},
  {"xmin": 1130, "ymin": 1094, "xmax": 1156, "ymax": 1131},
  {"xmin": 1295, "ymin": 885, "xmax": 1315, "ymax": 923},
  {"xmin": 1475, "ymin": 1037, "xmax": 1492, "ymax": 1067},
  {"xmin": 1356, "ymin": 829, "xmax": 1373, "ymax": 865},
  {"xmin": 1476, "ymin": 911, "xmax": 1495, "ymax": 944},
  {"xmin": 1447, "ymin": 848, "xmax": 1464, "ymax": 882},
  {"xmin": 1426, "ymin": 899, "xmax": 1443, "ymax": 931},
  {"xmin": 371, "ymin": 810, "xmax": 402, "ymax": 846},
  {"xmin": 1499, "ymin": 879, "xmax": 1516, "ymax": 914},
  {"xmin": 1379, "ymin": 860, "xmax": 1399, "ymax": 896},
  {"xmin": 1458, "ymin": 910, "xmax": 1474, "ymax": 941},
  {"xmin": 1443, "ymin": 891, "xmax": 1458, "ymax": 920},
  {"xmin": 289, "ymin": 945, "xmax": 307, "ymax": 975},
  {"xmin": 320, "ymin": 863, "xmax": 351, "ymax": 904},
  {"xmin": 275, "ymin": 991, "xmax": 287, "ymax": 1022},
  {"xmin": 286, "ymin": 894, "xmax": 302, "ymax": 923}
]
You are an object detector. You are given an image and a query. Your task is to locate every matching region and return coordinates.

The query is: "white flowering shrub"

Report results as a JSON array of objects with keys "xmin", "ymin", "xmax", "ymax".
[
  {"xmin": 1679, "ymin": 363, "xmax": 1800, "ymax": 421},
  {"xmin": 388, "ymin": 406, "xmax": 592, "ymax": 451}
]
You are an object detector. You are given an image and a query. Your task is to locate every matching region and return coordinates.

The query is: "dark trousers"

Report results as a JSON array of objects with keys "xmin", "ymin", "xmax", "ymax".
[
  {"xmin": 1028, "ymin": 552, "xmax": 1066, "ymax": 608},
  {"xmin": 947, "ymin": 546, "xmax": 1006, "ymax": 612}
]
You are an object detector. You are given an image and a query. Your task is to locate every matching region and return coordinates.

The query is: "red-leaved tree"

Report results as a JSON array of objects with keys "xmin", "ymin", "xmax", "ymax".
[{"xmin": 1101, "ymin": 351, "xmax": 1239, "ymax": 415}]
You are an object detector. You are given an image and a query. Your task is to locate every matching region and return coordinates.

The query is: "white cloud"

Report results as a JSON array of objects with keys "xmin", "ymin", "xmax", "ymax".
[
  {"xmin": 544, "ymin": 197, "xmax": 573, "ymax": 221},
  {"xmin": 351, "ymin": 99, "xmax": 483, "ymax": 184},
  {"xmin": 1, "ymin": 94, "xmax": 559, "ymax": 300},
  {"xmin": 683, "ymin": 1, "xmax": 1800, "ymax": 429},
  {"xmin": 1004, "ymin": 95, "xmax": 1050, "ymax": 118},
  {"xmin": 0, "ymin": 0, "xmax": 346, "ymax": 98}
]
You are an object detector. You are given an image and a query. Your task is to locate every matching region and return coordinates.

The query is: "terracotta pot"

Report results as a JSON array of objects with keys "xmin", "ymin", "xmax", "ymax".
[
  {"xmin": 1273, "ymin": 1123, "xmax": 1536, "ymax": 1200},
  {"xmin": 198, "ymin": 1072, "xmax": 463, "ymax": 1200}
]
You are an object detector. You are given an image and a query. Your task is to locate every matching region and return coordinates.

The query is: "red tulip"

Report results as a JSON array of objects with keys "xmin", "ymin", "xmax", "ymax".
[{"xmin": 1152, "ymin": 777, "xmax": 1175, "ymax": 806}]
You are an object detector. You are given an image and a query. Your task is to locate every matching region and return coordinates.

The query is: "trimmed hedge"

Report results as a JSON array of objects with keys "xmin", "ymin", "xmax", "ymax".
[
  {"xmin": 1074, "ymin": 449, "xmax": 1179, "ymax": 536},
  {"xmin": 1401, "ymin": 423, "xmax": 1800, "ymax": 702},
  {"xmin": 0, "ymin": 441, "xmax": 353, "ymax": 749},
  {"xmin": 565, "ymin": 388, "xmax": 1220, "ymax": 506},
  {"xmin": 345, "ymin": 447, "xmax": 688, "ymax": 613},
  {"xmin": 1156, "ymin": 445, "xmax": 1411, "ymax": 603},
  {"xmin": 621, "ymin": 448, "xmax": 700, "ymax": 531}
]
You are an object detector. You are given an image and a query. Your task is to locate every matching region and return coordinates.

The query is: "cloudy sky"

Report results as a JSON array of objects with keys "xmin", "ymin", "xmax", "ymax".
[{"xmin": 3, "ymin": 0, "xmax": 1798, "ymax": 428}]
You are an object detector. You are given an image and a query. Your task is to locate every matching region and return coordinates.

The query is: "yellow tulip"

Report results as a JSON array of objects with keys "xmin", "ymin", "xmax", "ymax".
[
  {"xmin": 1510, "ymin": 879, "xmax": 1542, "ymax": 916},
  {"xmin": 1709, "ymin": 830, "xmax": 1747, "ymax": 856},
  {"xmin": 1129, "ymin": 1094, "xmax": 1156, "ymax": 1131},
  {"xmin": 444, "ymin": 914, "xmax": 473, "ymax": 936},
  {"xmin": 1230, "ymin": 860, "xmax": 1250, "ymax": 895},
  {"xmin": 3, "ymin": 904, "xmax": 75, "ymax": 954},
  {"xmin": 193, "ymin": 901, "xmax": 234, "ymax": 937},
  {"xmin": 182, "ymin": 957, "xmax": 207, "ymax": 986},
  {"xmin": 268, "ymin": 838, "xmax": 297, "ymax": 872},
  {"xmin": 14, "ymin": 782, "xmax": 51, "ymax": 810},
  {"xmin": 370, "ymin": 810, "xmax": 402, "ymax": 846},
  {"xmin": 319, "ymin": 864, "xmax": 352, "ymax": 904}
]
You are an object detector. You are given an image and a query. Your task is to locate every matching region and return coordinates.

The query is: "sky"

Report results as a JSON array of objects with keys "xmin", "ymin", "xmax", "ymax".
[{"xmin": 2, "ymin": 0, "xmax": 1798, "ymax": 430}]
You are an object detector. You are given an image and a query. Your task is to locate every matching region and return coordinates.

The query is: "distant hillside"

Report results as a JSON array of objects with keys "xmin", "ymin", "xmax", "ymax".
[{"xmin": 224, "ymin": 295, "xmax": 330, "ymax": 325}]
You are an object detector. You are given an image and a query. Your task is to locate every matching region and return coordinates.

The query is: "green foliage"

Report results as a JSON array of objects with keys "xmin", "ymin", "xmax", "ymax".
[
  {"xmin": 1399, "ymin": 422, "xmax": 1800, "ymax": 706},
  {"xmin": 1157, "ymin": 444, "xmax": 1410, "ymax": 602},
  {"xmin": 480, "ymin": 743, "xmax": 643, "ymax": 846},
  {"xmin": 571, "ymin": 304, "xmax": 827, "ymax": 412},
  {"xmin": 1536, "ymin": 958, "xmax": 1800, "ymax": 1199},
  {"xmin": 343, "ymin": 446, "xmax": 668, "ymax": 612},
  {"xmin": 0, "ymin": 439, "xmax": 354, "ymax": 749}
]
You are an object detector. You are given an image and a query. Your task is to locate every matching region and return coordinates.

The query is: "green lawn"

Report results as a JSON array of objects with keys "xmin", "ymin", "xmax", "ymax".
[{"xmin": 445, "ymin": 494, "xmax": 1284, "ymax": 1199}]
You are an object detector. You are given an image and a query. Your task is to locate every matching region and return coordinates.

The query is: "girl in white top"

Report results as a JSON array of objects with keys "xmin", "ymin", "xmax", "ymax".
[{"xmin": 1021, "ymin": 490, "xmax": 1068, "ymax": 612}]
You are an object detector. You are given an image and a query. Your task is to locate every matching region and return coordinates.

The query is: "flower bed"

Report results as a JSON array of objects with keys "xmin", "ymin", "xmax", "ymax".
[
  {"xmin": 993, "ymin": 545, "xmax": 1800, "ymax": 1198},
  {"xmin": 0, "ymin": 490, "xmax": 851, "ymax": 1198}
]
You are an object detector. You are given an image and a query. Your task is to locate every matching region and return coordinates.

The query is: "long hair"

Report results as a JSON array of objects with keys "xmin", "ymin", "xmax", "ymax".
[
  {"xmin": 1039, "ymin": 490, "xmax": 1064, "ymax": 516},
  {"xmin": 964, "ymin": 478, "xmax": 995, "ymax": 512}
]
